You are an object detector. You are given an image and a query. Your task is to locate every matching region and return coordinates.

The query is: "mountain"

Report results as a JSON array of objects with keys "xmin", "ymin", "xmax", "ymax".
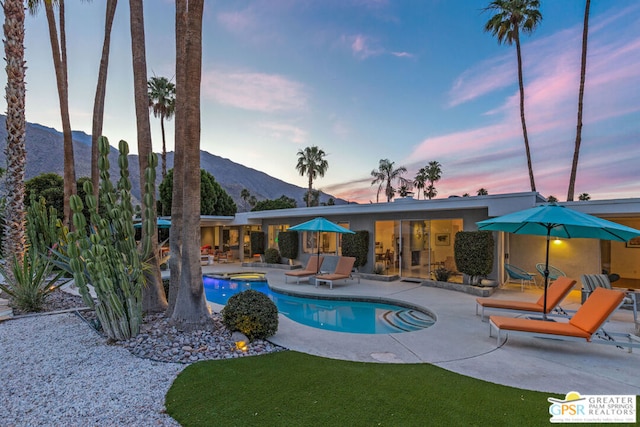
[{"xmin": 0, "ymin": 116, "xmax": 345, "ymax": 210}]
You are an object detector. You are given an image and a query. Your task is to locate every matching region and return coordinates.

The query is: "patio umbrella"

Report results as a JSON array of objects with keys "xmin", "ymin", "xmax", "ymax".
[
  {"xmin": 477, "ymin": 203, "xmax": 640, "ymax": 319},
  {"xmin": 133, "ymin": 218, "xmax": 171, "ymax": 229},
  {"xmin": 288, "ymin": 217, "xmax": 355, "ymax": 273}
]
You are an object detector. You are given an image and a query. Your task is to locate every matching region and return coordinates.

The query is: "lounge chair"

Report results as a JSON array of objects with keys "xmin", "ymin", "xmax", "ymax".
[
  {"xmin": 489, "ymin": 287, "xmax": 640, "ymax": 352},
  {"xmin": 476, "ymin": 276, "xmax": 576, "ymax": 321},
  {"xmin": 284, "ymin": 255, "xmax": 324, "ymax": 284},
  {"xmin": 504, "ymin": 264, "xmax": 536, "ymax": 291},
  {"xmin": 581, "ymin": 274, "xmax": 637, "ymax": 323},
  {"xmin": 314, "ymin": 256, "xmax": 357, "ymax": 289}
]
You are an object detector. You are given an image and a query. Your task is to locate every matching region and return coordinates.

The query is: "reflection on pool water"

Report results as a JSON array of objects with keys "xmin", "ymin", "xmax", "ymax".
[{"xmin": 203, "ymin": 275, "xmax": 435, "ymax": 334}]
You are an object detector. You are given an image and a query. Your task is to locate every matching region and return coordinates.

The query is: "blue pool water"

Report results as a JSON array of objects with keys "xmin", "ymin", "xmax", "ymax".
[{"xmin": 203, "ymin": 275, "xmax": 435, "ymax": 334}]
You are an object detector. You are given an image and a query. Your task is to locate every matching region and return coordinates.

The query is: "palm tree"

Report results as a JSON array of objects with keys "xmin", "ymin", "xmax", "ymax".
[
  {"xmin": 567, "ymin": 0, "xmax": 590, "ymax": 201},
  {"xmin": 424, "ymin": 161, "xmax": 442, "ymax": 200},
  {"xmin": 370, "ymin": 159, "xmax": 407, "ymax": 203},
  {"xmin": 148, "ymin": 76, "xmax": 176, "ymax": 179},
  {"xmin": 2, "ymin": 0, "xmax": 27, "ymax": 263},
  {"xmin": 413, "ymin": 168, "xmax": 427, "ymax": 200},
  {"xmin": 578, "ymin": 193, "xmax": 590, "ymax": 201},
  {"xmin": 28, "ymin": 0, "xmax": 77, "ymax": 227},
  {"xmin": 477, "ymin": 188, "xmax": 489, "ymax": 196},
  {"xmin": 129, "ymin": 0, "xmax": 167, "ymax": 313},
  {"xmin": 90, "ymin": 0, "xmax": 117, "ymax": 201},
  {"xmin": 296, "ymin": 146, "xmax": 328, "ymax": 207},
  {"xmin": 240, "ymin": 188, "xmax": 250, "ymax": 211},
  {"xmin": 484, "ymin": 0, "xmax": 541, "ymax": 192},
  {"xmin": 169, "ymin": 0, "xmax": 211, "ymax": 328}
]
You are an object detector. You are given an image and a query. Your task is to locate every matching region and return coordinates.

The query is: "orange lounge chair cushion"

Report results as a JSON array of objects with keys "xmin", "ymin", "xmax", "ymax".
[
  {"xmin": 490, "ymin": 316, "xmax": 592, "ymax": 340},
  {"xmin": 285, "ymin": 269, "xmax": 317, "ymax": 277},
  {"xmin": 569, "ymin": 287, "xmax": 625, "ymax": 335},
  {"xmin": 285, "ymin": 256, "xmax": 324, "ymax": 278},
  {"xmin": 534, "ymin": 277, "xmax": 576, "ymax": 309},
  {"xmin": 490, "ymin": 288, "xmax": 625, "ymax": 341},
  {"xmin": 477, "ymin": 277, "xmax": 576, "ymax": 314},
  {"xmin": 477, "ymin": 300, "xmax": 545, "ymax": 313},
  {"xmin": 315, "ymin": 273, "xmax": 350, "ymax": 281}
]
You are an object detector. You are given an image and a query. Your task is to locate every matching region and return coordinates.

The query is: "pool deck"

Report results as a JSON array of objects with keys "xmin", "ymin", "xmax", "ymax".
[{"xmin": 203, "ymin": 263, "xmax": 640, "ymax": 395}]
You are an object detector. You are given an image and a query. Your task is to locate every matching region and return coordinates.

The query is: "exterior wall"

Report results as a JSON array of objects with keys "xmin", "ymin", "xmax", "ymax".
[
  {"xmin": 508, "ymin": 234, "xmax": 601, "ymax": 284},
  {"xmin": 611, "ymin": 218, "xmax": 640, "ymax": 279}
]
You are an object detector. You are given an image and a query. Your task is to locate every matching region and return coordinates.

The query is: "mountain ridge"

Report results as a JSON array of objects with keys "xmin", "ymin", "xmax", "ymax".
[{"xmin": 0, "ymin": 116, "xmax": 346, "ymax": 210}]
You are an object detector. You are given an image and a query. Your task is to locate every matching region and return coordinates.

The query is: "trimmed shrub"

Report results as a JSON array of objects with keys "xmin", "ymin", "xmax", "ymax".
[
  {"xmin": 278, "ymin": 230, "xmax": 298, "ymax": 260},
  {"xmin": 454, "ymin": 231, "xmax": 494, "ymax": 285},
  {"xmin": 264, "ymin": 248, "xmax": 281, "ymax": 264},
  {"xmin": 222, "ymin": 290, "xmax": 278, "ymax": 341},
  {"xmin": 342, "ymin": 230, "xmax": 369, "ymax": 269},
  {"xmin": 250, "ymin": 231, "xmax": 265, "ymax": 256}
]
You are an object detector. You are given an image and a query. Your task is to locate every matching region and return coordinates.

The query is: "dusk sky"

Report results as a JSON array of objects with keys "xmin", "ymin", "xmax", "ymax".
[{"xmin": 2, "ymin": 1, "xmax": 638, "ymax": 203}]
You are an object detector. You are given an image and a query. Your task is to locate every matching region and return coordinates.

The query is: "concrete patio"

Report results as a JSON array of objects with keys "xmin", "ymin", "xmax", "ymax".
[{"xmin": 204, "ymin": 262, "xmax": 640, "ymax": 395}]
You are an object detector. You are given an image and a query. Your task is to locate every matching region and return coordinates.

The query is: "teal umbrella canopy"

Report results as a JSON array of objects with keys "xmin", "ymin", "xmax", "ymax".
[
  {"xmin": 289, "ymin": 217, "xmax": 355, "ymax": 234},
  {"xmin": 477, "ymin": 204, "xmax": 640, "ymax": 242},
  {"xmin": 288, "ymin": 217, "xmax": 355, "ymax": 273},
  {"xmin": 134, "ymin": 218, "xmax": 171, "ymax": 229},
  {"xmin": 477, "ymin": 203, "xmax": 640, "ymax": 319}
]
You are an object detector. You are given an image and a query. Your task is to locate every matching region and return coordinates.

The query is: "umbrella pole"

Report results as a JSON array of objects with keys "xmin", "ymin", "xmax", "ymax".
[
  {"xmin": 316, "ymin": 231, "xmax": 321, "ymax": 274},
  {"xmin": 542, "ymin": 229, "xmax": 551, "ymax": 320}
]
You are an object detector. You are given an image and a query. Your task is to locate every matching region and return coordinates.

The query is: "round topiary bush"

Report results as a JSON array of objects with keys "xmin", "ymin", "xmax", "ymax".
[
  {"xmin": 264, "ymin": 248, "xmax": 281, "ymax": 264},
  {"xmin": 221, "ymin": 290, "xmax": 278, "ymax": 341}
]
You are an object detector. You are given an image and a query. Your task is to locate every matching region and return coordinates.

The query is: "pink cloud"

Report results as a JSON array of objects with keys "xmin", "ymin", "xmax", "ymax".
[
  {"xmin": 202, "ymin": 69, "xmax": 308, "ymax": 113},
  {"xmin": 328, "ymin": 6, "xmax": 640, "ymax": 204}
]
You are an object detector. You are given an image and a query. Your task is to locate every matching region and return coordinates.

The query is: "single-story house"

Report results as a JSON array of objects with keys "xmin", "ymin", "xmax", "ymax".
[{"xmin": 191, "ymin": 192, "xmax": 640, "ymax": 287}]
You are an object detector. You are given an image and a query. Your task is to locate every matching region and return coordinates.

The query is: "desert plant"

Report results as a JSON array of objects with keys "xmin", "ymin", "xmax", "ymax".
[
  {"xmin": 26, "ymin": 194, "xmax": 63, "ymax": 259},
  {"xmin": 0, "ymin": 252, "xmax": 65, "ymax": 312},
  {"xmin": 264, "ymin": 248, "xmax": 281, "ymax": 264},
  {"xmin": 342, "ymin": 230, "xmax": 369, "ymax": 270},
  {"xmin": 277, "ymin": 230, "xmax": 298, "ymax": 260},
  {"xmin": 250, "ymin": 231, "xmax": 265, "ymax": 256},
  {"xmin": 54, "ymin": 138, "xmax": 154, "ymax": 340},
  {"xmin": 454, "ymin": 231, "xmax": 494, "ymax": 285},
  {"xmin": 221, "ymin": 289, "xmax": 278, "ymax": 341},
  {"xmin": 434, "ymin": 267, "xmax": 452, "ymax": 282}
]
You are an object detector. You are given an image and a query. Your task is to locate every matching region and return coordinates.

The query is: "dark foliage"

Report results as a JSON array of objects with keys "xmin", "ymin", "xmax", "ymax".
[{"xmin": 221, "ymin": 289, "xmax": 279, "ymax": 341}]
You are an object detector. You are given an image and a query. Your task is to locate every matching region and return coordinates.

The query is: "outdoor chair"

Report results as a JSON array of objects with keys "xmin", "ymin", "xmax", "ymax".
[
  {"xmin": 315, "ymin": 256, "xmax": 357, "ymax": 289},
  {"xmin": 476, "ymin": 277, "xmax": 576, "ymax": 321},
  {"xmin": 284, "ymin": 256, "xmax": 324, "ymax": 284},
  {"xmin": 536, "ymin": 263, "xmax": 566, "ymax": 282},
  {"xmin": 504, "ymin": 264, "xmax": 536, "ymax": 291},
  {"xmin": 581, "ymin": 274, "xmax": 637, "ymax": 323},
  {"xmin": 489, "ymin": 287, "xmax": 640, "ymax": 352}
]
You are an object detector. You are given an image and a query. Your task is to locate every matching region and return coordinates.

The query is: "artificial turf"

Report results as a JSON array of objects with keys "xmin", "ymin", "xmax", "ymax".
[{"xmin": 166, "ymin": 350, "xmax": 570, "ymax": 426}]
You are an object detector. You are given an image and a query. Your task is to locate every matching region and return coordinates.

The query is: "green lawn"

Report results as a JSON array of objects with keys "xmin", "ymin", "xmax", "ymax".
[{"xmin": 166, "ymin": 350, "xmax": 564, "ymax": 426}]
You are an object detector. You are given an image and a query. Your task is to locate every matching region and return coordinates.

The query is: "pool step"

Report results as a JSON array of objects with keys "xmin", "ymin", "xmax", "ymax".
[{"xmin": 381, "ymin": 309, "xmax": 434, "ymax": 332}]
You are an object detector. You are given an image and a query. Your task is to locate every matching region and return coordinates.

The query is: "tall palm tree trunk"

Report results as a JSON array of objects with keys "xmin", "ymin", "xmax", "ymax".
[
  {"xmin": 160, "ymin": 114, "xmax": 167, "ymax": 178},
  {"xmin": 567, "ymin": 0, "xmax": 590, "ymax": 201},
  {"xmin": 515, "ymin": 32, "xmax": 536, "ymax": 192},
  {"xmin": 44, "ymin": 1, "xmax": 76, "ymax": 227},
  {"xmin": 129, "ymin": 0, "xmax": 167, "ymax": 313},
  {"xmin": 91, "ymin": 0, "xmax": 117, "ymax": 201},
  {"xmin": 2, "ymin": 0, "xmax": 27, "ymax": 263},
  {"xmin": 170, "ymin": 0, "xmax": 211, "ymax": 330}
]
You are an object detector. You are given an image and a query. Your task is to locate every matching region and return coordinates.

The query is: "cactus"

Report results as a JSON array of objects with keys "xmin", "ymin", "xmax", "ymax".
[
  {"xmin": 60, "ymin": 137, "xmax": 156, "ymax": 340},
  {"xmin": 26, "ymin": 194, "xmax": 64, "ymax": 259}
]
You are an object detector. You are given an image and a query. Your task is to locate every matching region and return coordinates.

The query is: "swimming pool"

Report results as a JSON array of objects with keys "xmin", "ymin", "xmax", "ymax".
[{"xmin": 203, "ymin": 275, "xmax": 435, "ymax": 334}]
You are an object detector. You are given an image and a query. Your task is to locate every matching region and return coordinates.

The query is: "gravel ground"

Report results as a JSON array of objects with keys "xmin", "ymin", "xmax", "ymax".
[{"xmin": 0, "ymin": 289, "xmax": 285, "ymax": 426}]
